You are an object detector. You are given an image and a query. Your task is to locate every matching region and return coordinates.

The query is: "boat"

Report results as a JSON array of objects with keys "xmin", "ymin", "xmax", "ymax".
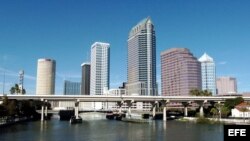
[
  {"xmin": 69, "ymin": 116, "xmax": 82, "ymax": 124},
  {"xmin": 106, "ymin": 112, "xmax": 114, "ymax": 120},
  {"xmin": 113, "ymin": 114, "xmax": 121, "ymax": 120}
]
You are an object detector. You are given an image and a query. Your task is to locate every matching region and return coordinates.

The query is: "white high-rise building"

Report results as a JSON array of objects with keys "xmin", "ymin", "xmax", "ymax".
[
  {"xmin": 198, "ymin": 53, "xmax": 216, "ymax": 95},
  {"xmin": 90, "ymin": 42, "xmax": 110, "ymax": 96},
  {"xmin": 36, "ymin": 58, "xmax": 56, "ymax": 95}
]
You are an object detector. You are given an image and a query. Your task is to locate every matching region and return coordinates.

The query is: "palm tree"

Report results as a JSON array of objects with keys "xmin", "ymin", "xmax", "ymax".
[
  {"xmin": 202, "ymin": 90, "xmax": 212, "ymax": 96},
  {"xmin": 189, "ymin": 89, "xmax": 212, "ymax": 96},
  {"xmin": 10, "ymin": 87, "xmax": 15, "ymax": 94},
  {"xmin": 210, "ymin": 108, "xmax": 218, "ymax": 118},
  {"xmin": 9, "ymin": 84, "xmax": 25, "ymax": 94},
  {"xmin": 215, "ymin": 103, "xmax": 223, "ymax": 120},
  {"xmin": 189, "ymin": 89, "xmax": 200, "ymax": 96}
]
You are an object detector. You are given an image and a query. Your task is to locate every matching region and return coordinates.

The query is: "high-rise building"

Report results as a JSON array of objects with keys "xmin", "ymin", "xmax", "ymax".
[
  {"xmin": 161, "ymin": 48, "xmax": 201, "ymax": 96},
  {"xmin": 81, "ymin": 63, "xmax": 90, "ymax": 95},
  {"xmin": 216, "ymin": 77, "xmax": 237, "ymax": 95},
  {"xmin": 127, "ymin": 17, "xmax": 157, "ymax": 96},
  {"xmin": 63, "ymin": 80, "xmax": 81, "ymax": 95},
  {"xmin": 198, "ymin": 53, "xmax": 216, "ymax": 95},
  {"xmin": 36, "ymin": 58, "xmax": 56, "ymax": 95},
  {"xmin": 90, "ymin": 42, "xmax": 110, "ymax": 95}
]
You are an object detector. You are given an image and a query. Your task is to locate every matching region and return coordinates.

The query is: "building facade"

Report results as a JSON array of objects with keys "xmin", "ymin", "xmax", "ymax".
[
  {"xmin": 231, "ymin": 102, "xmax": 250, "ymax": 118},
  {"xmin": 63, "ymin": 80, "xmax": 81, "ymax": 95},
  {"xmin": 36, "ymin": 58, "xmax": 56, "ymax": 95},
  {"xmin": 81, "ymin": 63, "xmax": 90, "ymax": 95},
  {"xmin": 127, "ymin": 17, "xmax": 157, "ymax": 96},
  {"xmin": 161, "ymin": 48, "xmax": 201, "ymax": 96},
  {"xmin": 90, "ymin": 42, "xmax": 110, "ymax": 95},
  {"xmin": 108, "ymin": 89, "xmax": 126, "ymax": 96},
  {"xmin": 198, "ymin": 53, "xmax": 216, "ymax": 95},
  {"xmin": 216, "ymin": 77, "xmax": 237, "ymax": 95}
]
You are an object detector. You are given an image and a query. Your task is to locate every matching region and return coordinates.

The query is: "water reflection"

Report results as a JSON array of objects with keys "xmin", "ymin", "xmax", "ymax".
[
  {"xmin": 163, "ymin": 121, "xmax": 167, "ymax": 130},
  {"xmin": 0, "ymin": 113, "xmax": 223, "ymax": 141},
  {"xmin": 40, "ymin": 121, "xmax": 47, "ymax": 132}
]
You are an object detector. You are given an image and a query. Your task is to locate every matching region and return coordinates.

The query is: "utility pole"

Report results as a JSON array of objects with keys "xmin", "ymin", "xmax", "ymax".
[
  {"xmin": 19, "ymin": 70, "xmax": 24, "ymax": 94},
  {"xmin": 2, "ymin": 70, "xmax": 5, "ymax": 95}
]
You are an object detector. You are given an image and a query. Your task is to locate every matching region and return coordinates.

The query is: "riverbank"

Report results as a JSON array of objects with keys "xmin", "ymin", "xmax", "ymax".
[
  {"xmin": 179, "ymin": 117, "xmax": 250, "ymax": 125},
  {"xmin": 0, "ymin": 117, "xmax": 31, "ymax": 127}
]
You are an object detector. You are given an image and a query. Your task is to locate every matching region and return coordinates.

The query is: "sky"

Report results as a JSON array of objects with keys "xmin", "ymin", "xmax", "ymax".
[{"xmin": 0, "ymin": 0, "xmax": 250, "ymax": 95}]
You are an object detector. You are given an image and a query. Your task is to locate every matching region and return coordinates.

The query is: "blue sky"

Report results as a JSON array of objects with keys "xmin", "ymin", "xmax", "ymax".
[{"xmin": 0, "ymin": 0, "xmax": 250, "ymax": 94}]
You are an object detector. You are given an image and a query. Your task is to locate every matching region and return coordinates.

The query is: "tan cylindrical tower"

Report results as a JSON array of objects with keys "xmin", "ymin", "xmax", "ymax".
[{"xmin": 36, "ymin": 58, "xmax": 56, "ymax": 95}]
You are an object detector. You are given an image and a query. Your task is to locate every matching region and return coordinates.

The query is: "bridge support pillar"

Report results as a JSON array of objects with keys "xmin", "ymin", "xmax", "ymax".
[
  {"xmin": 184, "ymin": 107, "xmax": 188, "ymax": 117},
  {"xmin": 161, "ymin": 100, "xmax": 169, "ymax": 122},
  {"xmin": 75, "ymin": 99, "xmax": 80, "ymax": 118},
  {"xmin": 45, "ymin": 100, "xmax": 48, "ymax": 119},
  {"xmin": 151, "ymin": 101, "xmax": 158, "ymax": 119},
  {"xmin": 41, "ymin": 99, "xmax": 44, "ymax": 121},
  {"xmin": 117, "ymin": 101, "xmax": 124, "ymax": 114},
  {"xmin": 163, "ymin": 106, "xmax": 167, "ymax": 121},
  {"xmin": 126, "ymin": 100, "xmax": 134, "ymax": 118},
  {"xmin": 182, "ymin": 102, "xmax": 190, "ymax": 117},
  {"xmin": 197, "ymin": 100, "xmax": 207, "ymax": 117},
  {"xmin": 199, "ymin": 106, "xmax": 204, "ymax": 117}
]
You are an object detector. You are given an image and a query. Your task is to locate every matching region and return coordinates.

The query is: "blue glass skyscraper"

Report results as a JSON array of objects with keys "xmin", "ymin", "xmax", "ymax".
[{"xmin": 199, "ymin": 53, "xmax": 216, "ymax": 95}]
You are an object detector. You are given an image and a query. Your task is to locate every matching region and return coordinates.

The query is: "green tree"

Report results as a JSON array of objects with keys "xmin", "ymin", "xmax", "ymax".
[
  {"xmin": 202, "ymin": 90, "xmax": 212, "ymax": 96},
  {"xmin": 9, "ymin": 84, "xmax": 26, "ymax": 95},
  {"xmin": 2, "ymin": 96, "xmax": 9, "ymax": 106},
  {"xmin": 10, "ymin": 87, "xmax": 16, "ymax": 94},
  {"xmin": 239, "ymin": 107, "xmax": 248, "ymax": 121},
  {"xmin": 224, "ymin": 97, "xmax": 244, "ymax": 109},
  {"xmin": 19, "ymin": 100, "xmax": 36, "ymax": 117},
  {"xmin": 220, "ymin": 106, "xmax": 230, "ymax": 118},
  {"xmin": 210, "ymin": 107, "xmax": 218, "ymax": 118},
  {"xmin": 189, "ymin": 89, "xmax": 201, "ymax": 96},
  {"xmin": 22, "ymin": 89, "xmax": 26, "ymax": 94},
  {"xmin": 189, "ymin": 89, "xmax": 212, "ymax": 96},
  {"xmin": 6, "ymin": 100, "xmax": 18, "ymax": 117},
  {"xmin": 0, "ymin": 105, "xmax": 7, "ymax": 117}
]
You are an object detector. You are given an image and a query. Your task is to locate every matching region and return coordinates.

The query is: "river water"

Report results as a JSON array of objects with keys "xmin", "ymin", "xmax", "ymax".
[{"xmin": 0, "ymin": 113, "xmax": 223, "ymax": 141}]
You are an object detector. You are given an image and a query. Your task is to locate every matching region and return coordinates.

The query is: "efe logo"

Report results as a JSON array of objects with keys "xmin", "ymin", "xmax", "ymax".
[
  {"xmin": 224, "ymin": 125, "xmax": 249, "ymax": 141},
  {"xmin": 228, "ymin": 129, "xmax": 246, "ymax": 136}
]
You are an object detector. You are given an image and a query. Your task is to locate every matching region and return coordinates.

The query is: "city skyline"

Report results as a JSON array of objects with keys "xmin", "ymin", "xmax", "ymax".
[{"xmin": 1, "ymin": 0, "xmax": 250, "ymax": 94}]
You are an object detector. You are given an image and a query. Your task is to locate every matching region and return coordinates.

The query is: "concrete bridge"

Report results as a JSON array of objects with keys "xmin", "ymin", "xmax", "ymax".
[{"xmin": 2, "ymin": 95, "xmax": 250, "ymax": 121}]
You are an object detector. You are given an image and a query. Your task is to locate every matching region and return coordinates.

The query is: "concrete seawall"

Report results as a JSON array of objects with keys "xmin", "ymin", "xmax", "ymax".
[{"xmin": 183, "ymin": 117, "xmax": 250, "ymax": 124}]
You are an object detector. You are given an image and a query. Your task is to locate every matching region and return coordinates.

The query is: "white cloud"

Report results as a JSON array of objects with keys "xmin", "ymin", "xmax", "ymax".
[
  {"xmin": 56, "ymin": 72, "xmax": 81, "ymax": 80},
  {"xmin": 0, "ymin": 67, "xmax": 36, "ymax": 80},
  {"xmin": 218, "ymin": 61, "xmax": 227, "ymax": 65}
]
